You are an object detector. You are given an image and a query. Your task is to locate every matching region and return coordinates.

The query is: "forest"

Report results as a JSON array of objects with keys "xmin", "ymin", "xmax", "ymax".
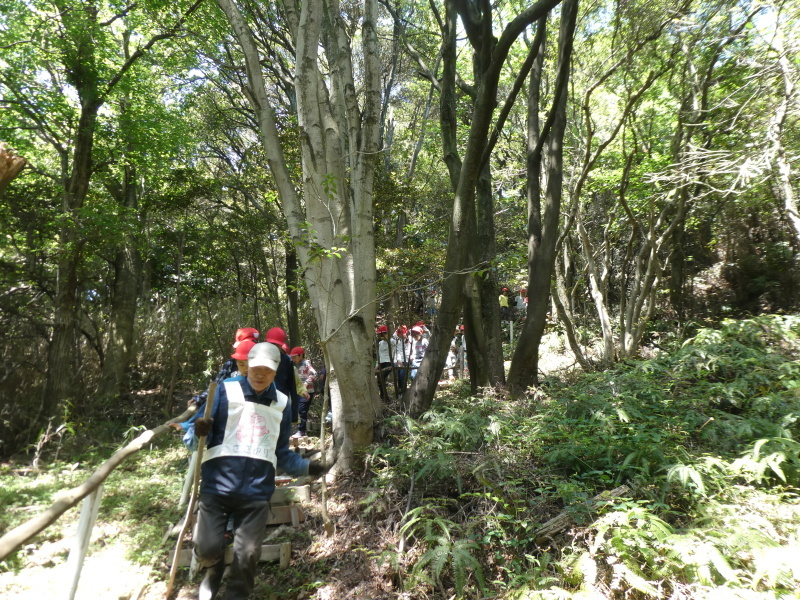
[{"xmin": 1, "ymin": 0, "xmax": 800, "ymax": 598}]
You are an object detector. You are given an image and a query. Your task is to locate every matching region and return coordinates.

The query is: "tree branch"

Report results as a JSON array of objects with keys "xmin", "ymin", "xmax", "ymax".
[{"xmin": 101, "ymin": 0, "xmax": 206, "ymax": 101}]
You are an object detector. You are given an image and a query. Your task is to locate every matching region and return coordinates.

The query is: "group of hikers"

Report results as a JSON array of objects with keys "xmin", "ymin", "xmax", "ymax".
[
  {"xmin": 170, "ymin": 326, "xmax": 326, "ymax": 600},
  {"xmin": 376, "ymin": 284, "xmax": 526, "ymax": 395},
  {"xmin": 374, "ymin": 319, "xmax": 468, "ymax": 398},
  {"xmin": 169, "ymin": 288, "xmax": 523, "ymax": 599},
  {"xmin": 499, "ymin": 286, "xmax": 528, "ymax": 322}
]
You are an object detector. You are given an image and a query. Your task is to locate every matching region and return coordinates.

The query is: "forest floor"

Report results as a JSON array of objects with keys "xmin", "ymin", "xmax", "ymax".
[{"xmin": 0, "ymin": 330, "xmax": 578, "ymax": 600}]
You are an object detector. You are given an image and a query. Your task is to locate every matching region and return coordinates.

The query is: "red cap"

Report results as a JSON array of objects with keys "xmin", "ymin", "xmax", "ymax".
[
  {"xmin": 396, "ymin": 325, "xmax": 408, "ymax": 337},
  {"xmin": 520, "ymin": 288, "xmax": 526, "ymax": 293},
  {"xmin": 415, "ymin": 321, "xmax": 425, "ymax": 328},
  {"xmin": 289, "ymin": 346, "xmax": 305, "ymax": 357},
  {"xmin": 460, "ymin": 325, "xmax": 465, "ymax": 331},
  {"xmin": 233, "ymin": 327, "xmax": 259, "ymax": 348},
  {"xmin": 376, "ymin": 325, "xmax": 388, "ymax": 334},
  {"xmin": 265, "ymin": 327, "xmax": 289, "ymax": 351},
  {"xmin": 411, "ymin": 326, "xmax": 423, "ymax": 335},
  {"xmin": 502, "ymin": 287, "xmax": 508, "ymax": 292},
  {"xmin": 231, "ymin": 339, "xmax": 256, "ymax": 360}
]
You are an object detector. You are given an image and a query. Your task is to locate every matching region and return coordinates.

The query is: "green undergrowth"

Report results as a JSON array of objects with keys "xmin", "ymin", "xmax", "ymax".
[
  {"xmin": 369, "ymin": 314, "xmax": 800, "ymax": 599},
  {"xmin": 1, "ymin": 433, "xmax": 188, "ymax": 571}
]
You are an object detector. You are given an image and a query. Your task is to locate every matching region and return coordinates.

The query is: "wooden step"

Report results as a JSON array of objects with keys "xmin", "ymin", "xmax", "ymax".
[
  {"xmin": 267, "ymin": 504, "xmax": 305, "ymax": 527},
  {"xmin": 271, "ymin": 484, "xmax": 310, "ymax": 504},
  {"xmin": 176, "ymin": 541, "xmax": 291, "ymax": 568}
]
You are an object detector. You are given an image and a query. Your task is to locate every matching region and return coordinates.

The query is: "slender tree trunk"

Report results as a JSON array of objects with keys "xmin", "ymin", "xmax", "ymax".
[
  {"xmin": 164, "ymin": 228, "xmax": 185, "ymax": 416},
  {"xmin": 552, "ymin": 266, "xmax": 592, "ymax": 370},
  {"xmin": 769, "ymin": 52, "xmax": 800, "ymax": 246},
  {"xmin": 507, "ymin": 0, "xmax": 578, "ymax": 395},
  {"xmin": 43, "ymin": 97, "xmax": 101, "ymax": 419},
  {"xmin": 285, "ymin": 244, "xmax": 300, "ymax": 346},
  {"xmin": 576, "ymin": 216, "xmax": 615, "ymax": 363},
  {"xmin": 99, "ymin": 166, "xmax": 142, "ymax": 400}
]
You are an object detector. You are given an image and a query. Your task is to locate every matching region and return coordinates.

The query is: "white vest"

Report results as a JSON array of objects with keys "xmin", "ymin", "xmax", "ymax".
[{"xmin": 203, "ymin": 380, "xmax": 287, "ymax": 467}]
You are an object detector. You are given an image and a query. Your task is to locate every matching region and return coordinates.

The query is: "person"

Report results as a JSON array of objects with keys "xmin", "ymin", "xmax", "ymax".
[
  {"xmin": 187, "ymin": 342, "xmax": 327, "ymax": 600},
  {"xmin": 425, "ymin": 291, "xmax": 438, "ymax": 319},
  {"xmin": 391, "ymin": 325, "xmax": 411, "ymax": 393},
  {"xmin": 189, "ymin": 328, "xmax": 259, "ymax": 407},
  {"xmin": 499, "ymin": 288, "xmax": 510, "ymax": 322},
  {"xmin": 289, "ymin": 347, "xmax": 316, "ymax": 438},
  {"xmin": 375, "ymin": 325, "xmax": 392, "ymax": 395},
  {"xmin": 409, "ymin": 325, "xmax": 428, "ymax": 380},
  {"xmin": 173, "ymin": 339, "xmax": 257, "ymax": 437},
  {"xmin": 444, "ymin": 344, "xmax": 457, "ymax": 381},
  {"xmin": 414, "ymin": 320, "xmax": 431, "ymax": 339},
  {"xmin": 453, "ymin": 325, "xmax": 466, "ymax": 379},
  {"xmin": 515, "ymin": 288, "xmax": 527, "ymax": 318},
  {"xmin": 263, "ymin": 327, "xmax": 302, "ymax": 425}
]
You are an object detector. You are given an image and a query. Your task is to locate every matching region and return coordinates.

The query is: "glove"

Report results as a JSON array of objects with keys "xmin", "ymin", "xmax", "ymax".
[
  {"xmin": 194, "ymin": 417, "xmax": 214, "ymax": 437},
  {"xmin": 308, "ymin": 460, "xmax": 329, "ymax": 478}
]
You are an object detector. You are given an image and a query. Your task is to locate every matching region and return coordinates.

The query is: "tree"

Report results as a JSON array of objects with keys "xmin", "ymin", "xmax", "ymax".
[
  {"xmin": 506, "ymin": 0, "xmax": 579, "ymax": 395},
  {"xmin": 213, "ymin": 0, "xmax": 383, "ymax": 469},
  {"xmin": 405, "ymin": 0, "xmax": 564, "ymax": 416},
  {"xmin": 0, "ymin": 0, "xmax": 204, "ymax": 418}
]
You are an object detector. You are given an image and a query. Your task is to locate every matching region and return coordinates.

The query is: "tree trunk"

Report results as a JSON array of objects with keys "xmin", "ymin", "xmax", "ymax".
[
  {"xmin": 215, "ymin": 0, "xmax": 383, "ymax": 470},
  {"xmin": 552, "ymin": 265, "xmax": 592, "ymax": 370},
  {"xmin": 43, "ymin": 95, "xmax": 101, "ymax": 419},
  {"xmin": 41, "ymin": 0, "xmax": 203, "ymax": 419},
  {"xmin": 576, "ymin": 215, "xmax": 615, "ymax": 364},
  {"xmin": 407, "ymin": 0, "xmax": 564, "ymax": 415},
  {"xmin": 473, "ymin": 154, "xmax": 506, "ymax": 386},
  {"xmin": 99, "ymin": 166, "xmax": 143, "ymax": 401},
  {"xmin": 285, "ymin": 244, "xmax": 300, "ymax": 346},
  {"xmin": 507, "ymin": 0, "xmax": 578, "ymax": 396},
  {"xmin": 768, "ymin": 51, "xmax": 800, "ymax": 247}
]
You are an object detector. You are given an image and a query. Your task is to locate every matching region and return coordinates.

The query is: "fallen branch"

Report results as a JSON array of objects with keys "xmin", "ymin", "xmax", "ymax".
[
  {"xmin": 165, "ymin": 383, "xmax": 216, "ymax": 598},
  {"xmin": 534, "ymin": 484, "xmax": 630, "ymax": 543},
  {"xmin": 0, "ymin": 407, "xmax": 197, "ymax": 561}
]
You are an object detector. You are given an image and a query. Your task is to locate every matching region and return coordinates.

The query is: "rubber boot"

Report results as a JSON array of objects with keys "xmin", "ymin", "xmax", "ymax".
[{"xmin": 199, "ymin": 562, "xmax": 224, "ymax": 600}]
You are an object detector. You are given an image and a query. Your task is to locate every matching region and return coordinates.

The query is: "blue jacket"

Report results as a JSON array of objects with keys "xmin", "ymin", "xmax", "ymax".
[{"xmin": 185, "ymin": 375, "xmax": 309, "ymax": 501}]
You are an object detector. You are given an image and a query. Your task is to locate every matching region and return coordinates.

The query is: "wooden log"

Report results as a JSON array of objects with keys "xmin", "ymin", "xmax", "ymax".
[
  {"xmin": 534, "ymin": 485, "xmax": 630, "ymax": 543},
  {"xmin": 178, "ymin": 451, "xmax": 199, "ymax": 507},
  {"xmin": 175, "ymin": 542, "xmax": 291, "ymax": 567}
]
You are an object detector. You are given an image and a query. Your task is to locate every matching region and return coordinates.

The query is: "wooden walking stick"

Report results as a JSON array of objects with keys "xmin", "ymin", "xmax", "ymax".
[{"xmin": 165, "ymin": 382, "xmax": 218, "ymax": 599}]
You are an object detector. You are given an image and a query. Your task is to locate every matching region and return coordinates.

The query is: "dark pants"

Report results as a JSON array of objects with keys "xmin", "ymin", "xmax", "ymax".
[
  {"xmin": 297, "ymin": 393, "xmax": 315, "ymax": 434},
  {"xmin": 396, "ymin": 367, "xmax": 407, "ymax": 391},
  {"xmin": 195, "ymin": 492, "xmax": 270, "ymax": 600}
]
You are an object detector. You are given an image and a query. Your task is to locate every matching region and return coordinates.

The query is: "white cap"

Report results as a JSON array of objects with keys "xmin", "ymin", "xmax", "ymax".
[{"xmin": 248, "ymin": 342, "xmax": 280, "ymax": 370}]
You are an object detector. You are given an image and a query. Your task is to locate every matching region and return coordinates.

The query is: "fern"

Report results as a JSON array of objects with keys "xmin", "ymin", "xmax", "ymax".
[{"xmin": 400, "ymin": 507, "xmax": 487, "ymax": 597}]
